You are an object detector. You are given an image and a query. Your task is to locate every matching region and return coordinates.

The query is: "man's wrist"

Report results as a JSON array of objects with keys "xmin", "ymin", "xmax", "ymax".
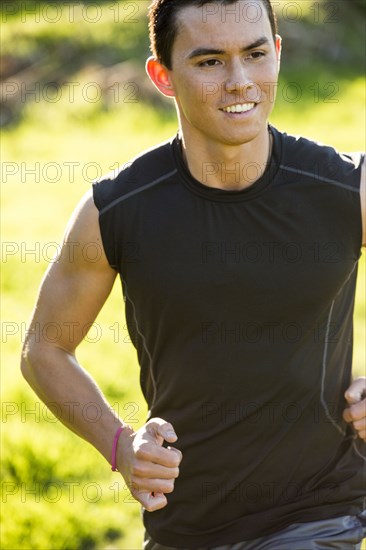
[{"xmin": 110, "ymin": 423, "xmax": 135, "ymax": 471}]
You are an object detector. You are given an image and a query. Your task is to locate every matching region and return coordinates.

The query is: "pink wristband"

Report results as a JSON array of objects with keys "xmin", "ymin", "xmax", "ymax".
[{"xmin": 111, "ymin": 426, "xmax": 124, "ymax": 471}]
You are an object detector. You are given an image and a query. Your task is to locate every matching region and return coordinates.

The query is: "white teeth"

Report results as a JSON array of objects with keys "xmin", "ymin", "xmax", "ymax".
[{"xmin": 223, "ymin": 103, "xmax": 255, "ymax": 113}]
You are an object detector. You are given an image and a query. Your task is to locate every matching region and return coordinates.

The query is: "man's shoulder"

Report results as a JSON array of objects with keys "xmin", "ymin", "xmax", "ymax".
[
  {"xmin": 92, "ymin": 136, "xmax": 177, "ymax": 213},
  {"xmin": 275, "ymin": 126, "xmax": 364, "ymax": 188}
]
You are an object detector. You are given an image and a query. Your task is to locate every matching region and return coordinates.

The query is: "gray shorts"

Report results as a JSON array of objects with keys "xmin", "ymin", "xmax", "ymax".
[{"xmin": 144, "ymin": 511, "xmax": 366, "ymax": 550}]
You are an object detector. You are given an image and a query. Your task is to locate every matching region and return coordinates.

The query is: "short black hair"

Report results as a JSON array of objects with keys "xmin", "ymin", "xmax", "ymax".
[{"xmin": 148, "ymin": 0, "xmax": 278, "ymax": 70}]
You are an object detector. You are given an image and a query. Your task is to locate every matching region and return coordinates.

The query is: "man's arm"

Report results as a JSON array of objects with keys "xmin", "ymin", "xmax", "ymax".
[
  {"xmin": 342, "ymin": 159, "xmax": 366, "ymax": 442},
  {"xmin": 21, "ymin": 191, "xmax": 182, "ymax": 511},
  {"xmin": 361, "ymin": 158, "xmax": 366, "ymax": 246}
]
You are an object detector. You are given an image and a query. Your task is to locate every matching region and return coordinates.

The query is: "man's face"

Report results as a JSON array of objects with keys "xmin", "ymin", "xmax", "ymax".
[{"xmin": 167, "ymin": 0, "xmax": 281, "ymax": 147}]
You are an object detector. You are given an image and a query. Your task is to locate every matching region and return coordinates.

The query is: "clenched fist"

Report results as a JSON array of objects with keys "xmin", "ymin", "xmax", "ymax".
[
  {"xmin": 343, "ymin": 377, "xmax": 366, "ymax": 442},
  {"xmin": 115, "ymin": 417, "xmax": 183, "ymax": 511}
]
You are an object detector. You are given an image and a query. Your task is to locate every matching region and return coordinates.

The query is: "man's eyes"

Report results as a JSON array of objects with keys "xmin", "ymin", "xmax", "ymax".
[
  {"xmin": 249, "ymin": 51, "xmax": 266, "ymax": 60},
  {"xmin": 198, "ymin": 59, "xmax": 222, "ymax": 67},
  {"xmin": 197, "ymin": 52, "xmax": 266, "ymax": 67}
]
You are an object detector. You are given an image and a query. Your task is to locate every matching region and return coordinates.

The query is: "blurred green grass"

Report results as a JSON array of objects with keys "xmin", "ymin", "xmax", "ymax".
[{"xmin": 1, "ymin": 2, "xmax": 365, "ymax": 549}]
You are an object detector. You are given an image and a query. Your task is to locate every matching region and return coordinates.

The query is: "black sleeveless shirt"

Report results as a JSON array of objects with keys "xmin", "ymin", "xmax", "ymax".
[{"xmin": 93, "ymin": 126, "xmax": 365, "ymax": 547}]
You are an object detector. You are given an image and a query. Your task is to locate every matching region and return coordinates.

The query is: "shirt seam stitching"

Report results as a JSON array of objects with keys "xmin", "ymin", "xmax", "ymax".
[
  {"xmin": 99, "ymin": 169, "xmax": 178, "ymax": 215},
  {"xmin": 280, "ymin": 165, "xmax": 360, "ymax": 193}
]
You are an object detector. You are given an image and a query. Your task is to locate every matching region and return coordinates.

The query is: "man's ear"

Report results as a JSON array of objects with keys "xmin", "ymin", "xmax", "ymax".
[
  {"xmin": 275, "ymin": 35, "xmax": 282, "ymax": 70},
  {"xmin": 146, "ymin": 56, "xmax": 176, "ymax": 98}
]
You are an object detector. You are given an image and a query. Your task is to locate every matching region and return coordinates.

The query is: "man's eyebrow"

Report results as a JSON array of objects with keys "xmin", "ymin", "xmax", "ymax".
[{"xmin": 187, "ymin": 37, "xmax": 270, "ymax": 60}]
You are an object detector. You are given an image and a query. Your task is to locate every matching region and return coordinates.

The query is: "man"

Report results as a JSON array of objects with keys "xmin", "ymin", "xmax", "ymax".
[{"xmin": 21, "ymin": 0, "xmax": 366, "ymax": 548}]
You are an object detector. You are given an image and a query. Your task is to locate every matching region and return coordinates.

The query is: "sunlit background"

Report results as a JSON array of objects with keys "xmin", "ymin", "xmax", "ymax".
[{"xmin": 1, "ymin": 1, "xmax": 365, "ymax": 548}]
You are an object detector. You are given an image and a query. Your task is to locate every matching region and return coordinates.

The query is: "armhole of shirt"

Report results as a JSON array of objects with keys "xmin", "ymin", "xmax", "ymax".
[{"xmin": 92, "ymin": 181, "xmax": 119, "ymax": 271}]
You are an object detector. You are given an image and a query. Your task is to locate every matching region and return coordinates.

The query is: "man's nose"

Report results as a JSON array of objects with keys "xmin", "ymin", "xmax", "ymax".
[{"xmin": 224, "ymin": 61, "xmax": 260, "ymax": 102}]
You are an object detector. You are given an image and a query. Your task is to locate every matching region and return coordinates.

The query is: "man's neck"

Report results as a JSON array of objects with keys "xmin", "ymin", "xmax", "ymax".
[{"xmin": 179, "ymin": 127, "xmax": 272, "ymax": 191}]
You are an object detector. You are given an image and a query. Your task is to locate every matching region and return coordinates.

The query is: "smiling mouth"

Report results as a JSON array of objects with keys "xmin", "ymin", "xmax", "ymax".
[{"xmin": 220, "ymin": 103, "xmax": 256, "ymax": 113}]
